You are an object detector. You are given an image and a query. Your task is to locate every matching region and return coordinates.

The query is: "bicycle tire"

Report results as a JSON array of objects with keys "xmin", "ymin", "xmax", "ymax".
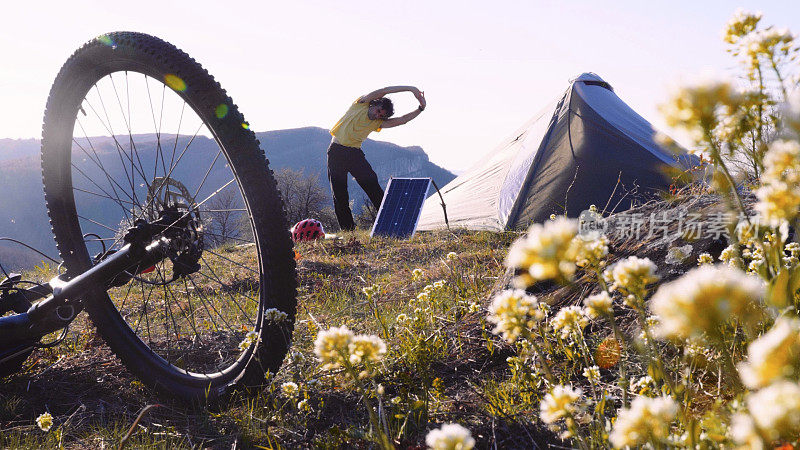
[{"xmin": 40, "ymin": 31, "xmax": 297, "ymax": 402}]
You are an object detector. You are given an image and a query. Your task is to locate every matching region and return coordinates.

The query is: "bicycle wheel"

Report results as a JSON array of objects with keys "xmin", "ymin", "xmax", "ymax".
[{"xmin": 40, "ymin": 32, "xmax": 296, "ymax": 402}]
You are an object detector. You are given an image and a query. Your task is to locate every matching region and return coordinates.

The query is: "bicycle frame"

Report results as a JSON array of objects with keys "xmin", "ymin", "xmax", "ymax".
[{"xmin": 0, "ymin": 233, "xmax": 173, "ymax": 368}]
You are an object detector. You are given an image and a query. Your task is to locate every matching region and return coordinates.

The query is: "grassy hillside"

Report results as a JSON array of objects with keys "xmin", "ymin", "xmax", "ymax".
[{"xmin": 1, "ymin": 228, "xmax": 543, "ymax": 448}]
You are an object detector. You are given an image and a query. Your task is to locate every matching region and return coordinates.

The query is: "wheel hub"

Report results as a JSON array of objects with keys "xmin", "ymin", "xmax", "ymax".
[{"xmin": 145, "ymin": 177, "xmax": 204, "ymax": 277}]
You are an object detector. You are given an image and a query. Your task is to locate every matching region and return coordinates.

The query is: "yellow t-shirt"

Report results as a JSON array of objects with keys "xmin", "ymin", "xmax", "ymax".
[{"xmin": 330, "ymin": 99, "xmax": 383, "ymax": 148}]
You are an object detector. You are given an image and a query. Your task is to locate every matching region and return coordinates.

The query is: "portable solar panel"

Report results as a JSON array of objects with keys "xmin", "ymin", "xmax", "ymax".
[{"xmin": 371, "ymin": 178, "xmax": 432, "ymax": 239}]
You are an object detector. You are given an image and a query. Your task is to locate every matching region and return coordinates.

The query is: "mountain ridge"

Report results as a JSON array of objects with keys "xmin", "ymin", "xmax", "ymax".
[{"xmin": 0, "ymin": 127, "xmax": 455, "ymax": 270}]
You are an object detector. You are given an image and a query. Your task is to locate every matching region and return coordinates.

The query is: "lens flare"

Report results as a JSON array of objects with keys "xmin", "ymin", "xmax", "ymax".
[
  {"xmin": 215, "ymin": 104, "xmax": 229, "ymax": 119},
  {"xmin": 241, "ymin": 122, "xmax": 250, "ymax": 130},
  {"xmin": 97, "ymin": 35, "xmax": 115, "ymax": 47},
  {"xmin": 164, "ymin": 74, "xmax": 187, "ymax": 92}
]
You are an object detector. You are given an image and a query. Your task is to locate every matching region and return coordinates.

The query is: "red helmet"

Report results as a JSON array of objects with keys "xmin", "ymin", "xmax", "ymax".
[{"xmin": 291, "ymin": 219, "xmax": 325, "ymax": 242}]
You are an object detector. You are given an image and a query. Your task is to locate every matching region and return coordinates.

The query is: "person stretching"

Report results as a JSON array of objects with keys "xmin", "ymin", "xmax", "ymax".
[{"xmin": 327, "ymin": 86, "xmax": 426, "ymax": 231}]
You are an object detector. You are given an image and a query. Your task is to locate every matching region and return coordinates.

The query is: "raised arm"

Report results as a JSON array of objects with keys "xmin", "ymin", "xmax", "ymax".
[
  {"xmin": 358, "ymin": 85, "xmax": 422, "ymax": 103},
  {"xmin": 382, "ymin": 101, "xmax": 426, "ymax": 129}
]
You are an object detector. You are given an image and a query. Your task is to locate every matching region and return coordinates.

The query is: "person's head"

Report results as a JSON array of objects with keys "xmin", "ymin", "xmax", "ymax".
[{"xmin": 368, "ymin": 97, "xmax": 394, "ymax": 120}]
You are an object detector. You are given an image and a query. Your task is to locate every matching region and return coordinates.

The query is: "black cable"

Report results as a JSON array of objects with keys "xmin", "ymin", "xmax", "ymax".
[
  {"xmin": 0, "ymin": 237, "xmax": 60, "ymax": 282},
  {"xmin": 34, "ymin": 325, "xmax": 70, "ymax": 348},
  {"xmin": 83, "ymin": 233, "xmax": 106, "ymax": 255},
  {"xmin": 0, "ymin": 238, "xmax": 60, "ymax": 267}
]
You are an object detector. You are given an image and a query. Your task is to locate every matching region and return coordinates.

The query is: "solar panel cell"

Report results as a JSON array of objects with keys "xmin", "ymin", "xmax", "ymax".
[{"xmin": 371, "ymin": 178, "xmax": 431, "ymax": 238}]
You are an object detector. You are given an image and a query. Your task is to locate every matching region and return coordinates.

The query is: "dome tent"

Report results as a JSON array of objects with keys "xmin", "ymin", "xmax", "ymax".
[{"xmin": 417, "ymin": 73, "xmax": 698, "ymax": 231}]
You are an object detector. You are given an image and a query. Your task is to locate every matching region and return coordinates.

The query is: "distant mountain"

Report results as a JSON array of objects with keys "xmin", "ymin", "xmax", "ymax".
[
  {"xmin": 0, "ymin": 138, "xmax": 40, "ymax": 163},
  {"xmin": 0, "ymin": 127, "xmax": 455, "ymax": 270}
]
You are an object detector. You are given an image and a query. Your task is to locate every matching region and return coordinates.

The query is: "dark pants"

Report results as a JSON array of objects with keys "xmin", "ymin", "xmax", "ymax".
[{"xmin": 327, "ymin": 142, "xmax": 385, "ymax": 231}]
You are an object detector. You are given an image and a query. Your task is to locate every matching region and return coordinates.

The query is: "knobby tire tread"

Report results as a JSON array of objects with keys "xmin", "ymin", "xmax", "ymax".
[{"xmin": 40, "ymin": 32, "xmax": 297, "ymax": 403}]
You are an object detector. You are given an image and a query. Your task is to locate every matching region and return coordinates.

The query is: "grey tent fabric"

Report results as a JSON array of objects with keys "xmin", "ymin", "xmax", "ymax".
[{"xmin": 418, "ymin": 73, "xmax": 698, "ymax": 231}]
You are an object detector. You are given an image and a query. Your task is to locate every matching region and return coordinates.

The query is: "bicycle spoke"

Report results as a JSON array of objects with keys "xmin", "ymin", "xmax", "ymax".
[
  {"xmin": 186, "ymin": 275, "xmax": 236, "ymax": 332},
  {"xmin": 77, "ymin": 214, "xmax": 121, "ymax": 234},
  {"xmin": 110, "ymin": 73, "xmax": 149, "ymax": 202},
  {"xmin": 71, "ymin": 185, "xmax": 135, "ymax": 209},
  {"xmin": 200, "ymin": 208, "xmax": 247, "ymax": 213},
  {"xmin": 156, "ymin": 265, "xmax": 182, "ymax": 353},
  {"xmin": 74, "ymin": 121, "xmax": 137, "ymax": 210},
  {"xmin": 138, "ymin": 121, "xmax": 205, "ymax": 220},
  {"xmin": 192, "ymin": 148, "xmax": 223, "ymax": 200},
  {"xmin": 203, "ymin": 248, "xmax": 259, "ymax": 274},
  {"xmin": 197, "ymin": 254, "xmax": 257, "ymax": 319},
  {"xmin": 71, "ymin": 166, "xmax": 136, "ymax": 212},
  {"xmin": 134, "ymin": 278, "xmax": 155, "ymax": 346},
  {"xmin": 202, "ymin": 232, "xmax": 254, "ymax": 246},
  {"xmin": 81, "ymin": 94, "xmax": 144, "ymax": 209},
  {"xmin": 169, "ymin": 102, "xmax": 187, "ymax": 176},
  {"xmin": 182, "ymin": 277, "xmax": 224, "ymax": 336}
]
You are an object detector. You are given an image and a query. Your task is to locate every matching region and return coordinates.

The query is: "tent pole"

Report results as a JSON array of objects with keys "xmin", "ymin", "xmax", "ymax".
[{"xmin": 430, "ymin": 179, "xmax": 450, "ymax": 231}]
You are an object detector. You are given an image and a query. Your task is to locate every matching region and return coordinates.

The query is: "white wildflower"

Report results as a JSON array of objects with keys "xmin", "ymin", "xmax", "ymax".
[
  {"xmin": 786, "ymin": 90, "xmax": 800, "ymax": 134},
  {"xmin": 719, "ymin": 245, "xmax": 738, "ymax": 265},
  {"xmin": 650, "ymin": 265, "xmax": 765, "ymax": 340},
  {"xmin": 297, "ymin": 399, "xmax": 311, "ymax": 412},
  {"xmin": 605, "ymin": 256, "xmax": 659, "ymax": 298},
  {"xmin": 505, "ymin": 217, "xmax": 580, "ymax": 285},
  {"xmin": 540, "ymin": 385, "xmax": 583, "ymax": 424},
  {"xmin": 263, "ymin": 308, "xmax": 288, "ymax": 323},
  {"xmin": 609, "ymin": 396, "xmax": 678, "ymax": 448},
  {"xmin": 281, "ymin": 381, "xmax": 299, "ymax": 398},
  {"xmin": 583, "ymin": 291, "xmax": 613, "ymax": 318},
  {"xmin": 756, "ymin": 182, "xmax": 800, "ymax": 227},
  {"xmin": 362, "ymin": 284, "xmax": 380, "ymax": 299},
  {"xmin": 583, "ymin": 365, "xmax": 600, "ymax": 383},
  {"xmin": 35, "ymin": 412, "xmax": 53, "ymax": 432},
  {"xmin": 412, "ymin": 268, "xmax": 424, "ymax": 281},
  {"xmin": 348, "ymin": 334, "xmax": 387, "ymax": 365},
  {"xmin": 575, "ymin": 236, "xmax": 609, "ymax": 268},
  {"xmin": 722, "ymin": 8, "xmax": 762, "ymax": 44},
  {"xmin": 551, "ymin": 306, "xmax": 589, "ymax": 339},
  {"xmin": 756, "ymin": 140, "xmax": 800, "ymax": 226},
  {"xmin": 730, "ymin": 413, "xmax": 763, "ymax": 448},
  {"xmin": 697, "ymin": 253, "xmax": 714, "ymax": 265},
  {"xmin": 659, "ymin": 79, "xmax": 739, "ymax": 147},
  {"xmin": 486, "ymin": 289, "xmax": 544, "ymax": 343},
  {"xmin": 238, "ymin": 330, "xmax": 258, "ymax": 351},
  {"xmin": 748, "ymin": 258, "xmax": 765, "ymax": 274},
  {"xmin": 738, "ymin": 317, "xmax": 800, "ymax": 389},
  {"xmin": 313, "ymin": 327, "xmax": 385, "ymax": 377},
  {"xmin": 738, "ymin": 27, "xmax": 795, "ymax": 62},
  {"xmin": 446, "ymin": 252, "xmax": 458, "ymax": 261},
  {"xmin": 313, "ymin": 326, "xmax": 354, "ymax": 370},
  {"xmin": 683, "ymin": 338, "xmax": 710, "ymax": 360},
  {"xmin": 631, "ymin": 376, "xmax": 656, "ymax": 395},
  {"xmin": 425, "ymin": 423, "xmax": 475, "ymax": 450},
  {"xmin": 744, "ymin": 381, "xmax": 800, "ymax": 442}
]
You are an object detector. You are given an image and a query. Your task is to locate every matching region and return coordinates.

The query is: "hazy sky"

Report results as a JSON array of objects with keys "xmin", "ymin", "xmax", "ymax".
[{"xmin": 2, "ymin": 0, "xmax": 798, "ymax": 172}]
